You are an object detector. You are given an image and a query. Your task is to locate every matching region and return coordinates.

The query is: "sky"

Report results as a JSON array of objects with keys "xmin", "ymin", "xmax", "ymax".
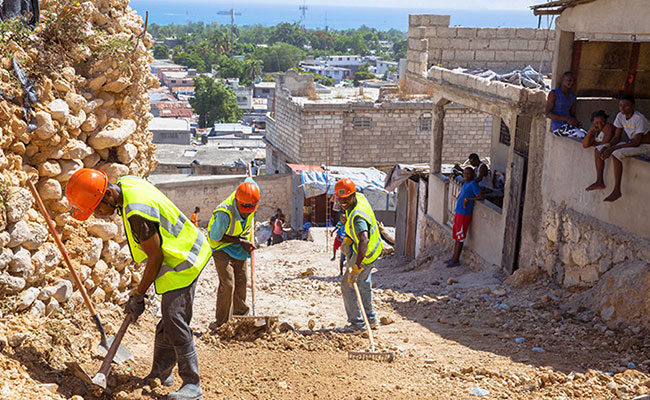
[{"xmin": 155, "ymin": 0, "xmax": 542, "ymax": 11}]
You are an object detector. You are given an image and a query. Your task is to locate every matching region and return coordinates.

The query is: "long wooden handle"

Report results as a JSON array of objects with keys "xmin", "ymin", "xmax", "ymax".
[
  {"xmin": 97, "ymin": 313, "xmax": 133, "ymax": 376},
  {"xmin": 250, "ymin": 250, "xmax": 256, "ymax": 316},
  {"xmin": 353, "ymin": 281, "xmax": 375, "ymax": 351},
  {"xmin": 27, "ymin": 180, "xmax": 97, "ymax": 316}
]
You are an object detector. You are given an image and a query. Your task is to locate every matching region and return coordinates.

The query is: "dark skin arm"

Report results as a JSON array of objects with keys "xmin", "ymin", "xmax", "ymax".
[
  {"xmin": 133, "ymin": 233, "xmax": 163, "ymax": 296},
  {"xmin": 601, "ymin": 128, "xmax": 641, "ymax": 159},
  {"xmin": 220, "ymin": 234, "xmax": 256, "ymax": 254},
  {"xmin": 355, "ymin": 230, "xmax": 369, "ymax": 268},
  {"xmin": 545, "ymin": 91, "xmax": 579, "ymax": 127},
  {"xmin": 475, "ymin": 164, "xmax": 488, "ymax": 183},
  {"xmin": 583, "ymin": 123, "xmax": 615, "ymax": 148},
  {"xmin": 463, "ymin": 192, "xmax": 485, "ymax": 208}
]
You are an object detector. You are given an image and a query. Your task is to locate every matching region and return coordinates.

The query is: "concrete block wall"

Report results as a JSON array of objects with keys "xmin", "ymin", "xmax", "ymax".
[
  {"xmin": 442, "ymin": 105, "xmax": 493, "ymax": 163},
  {"xmin": 155, "ymin": 174, "xmax": 292, "ymax": 227},
  {"xmin": 407, "ymin": 14, "xmax": 555, "ymax": 76},
  {"xmin": 266, "ymin": 90, "xmax": 303, "ymax": 162}
]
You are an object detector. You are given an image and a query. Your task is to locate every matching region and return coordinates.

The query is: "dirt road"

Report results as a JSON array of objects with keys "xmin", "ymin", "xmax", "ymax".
[{"xmin": 1, "ymin": 228, "xmax": 650, "ymax": 399}]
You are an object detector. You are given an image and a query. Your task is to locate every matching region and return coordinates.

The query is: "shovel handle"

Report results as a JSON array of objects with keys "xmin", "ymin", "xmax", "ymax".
[
  {"xmin": 27, "ymin": 180, "xmax": 98, "ymax": 317},
  {"xmin": 98, "ymin": 313, "xmax": 133, "ymax": 377},
  {"xmin": 352, "ymin": 281, "xmax": 375, "ymax": 352}
]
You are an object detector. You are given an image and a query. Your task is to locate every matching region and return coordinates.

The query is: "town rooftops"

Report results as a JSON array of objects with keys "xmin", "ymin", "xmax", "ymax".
[
  {"xmin": 151, "ymin": 59, "xmax": 185, "ymax": 69},
  {"xmin": 154, "ymin": 144, "xmax": 258, "ymax": 167},
  {"xmin": 148, "ymin": 117, "xmax": 191, "ymax": 132},
  {"xmin": 162, "ymin": 71, "xmax": 190, "ymax": 79},
  {"xmin": 152, "ymin": 102, "xmax": 193, "ymax": 118},
  {"xmin": 211, "ymin": 123, "xmax": 253, "ymax": 135}
]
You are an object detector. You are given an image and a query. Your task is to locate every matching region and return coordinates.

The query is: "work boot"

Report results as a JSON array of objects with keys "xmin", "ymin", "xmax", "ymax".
[
  {"xmin": 167, "ymin": 345, "xmax": 203, "ymax": 400},
  {"xmin": 144, "ymin": 342, "xmax": 176, "ymax": 387}
]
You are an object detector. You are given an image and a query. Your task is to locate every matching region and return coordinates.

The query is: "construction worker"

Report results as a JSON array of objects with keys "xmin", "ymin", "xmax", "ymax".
[
  {"xmin": 65, "ymin": 169, "xmax": 210, "ymax": 400},
  {"xmin": 334, "ymin": 178, "xmax": 383, "ymax": 332},
  {"xmin": 208, "ymin": 177, "xmax": 259, "ymax": 327}
]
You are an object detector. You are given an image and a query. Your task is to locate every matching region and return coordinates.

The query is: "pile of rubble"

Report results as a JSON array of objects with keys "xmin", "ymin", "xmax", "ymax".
[{"xmin": 0, "ymin": 0, "xmax": 157, "ymax": 315}]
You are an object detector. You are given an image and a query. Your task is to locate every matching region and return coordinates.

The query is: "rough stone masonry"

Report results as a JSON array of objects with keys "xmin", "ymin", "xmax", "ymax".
[{"xmin": 0, "ymin": 0, "xmax": 157, "ymax": 317}]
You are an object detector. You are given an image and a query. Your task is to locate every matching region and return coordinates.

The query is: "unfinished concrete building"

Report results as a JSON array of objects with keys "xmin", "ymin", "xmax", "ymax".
[
  {"xmin": 265, "ymin": 70, "xmax": 496, "ymax": 173},
  {"xmin": 407, "ymin": 0, "xmax": 650, "ymax": 331}
]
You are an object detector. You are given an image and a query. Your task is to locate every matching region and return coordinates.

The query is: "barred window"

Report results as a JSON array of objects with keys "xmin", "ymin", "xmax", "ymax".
[
  {"xmin": 419, "ymin": 112, "xmax": 432, "ymax": 132},
  {"xmin": 499, "ymin": 119, "xmax": 511, "ymax": 146},
  {"xmin": 352, "ymin": 116, "xmax": 371, "ymax": 129}
]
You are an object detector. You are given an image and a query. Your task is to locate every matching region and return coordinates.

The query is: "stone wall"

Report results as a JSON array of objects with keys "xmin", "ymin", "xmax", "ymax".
[
  {"xmin": 533, "ymin": 201, "xmax": 650, "ymax": 289},
  {"xmin": 406, "ymin": 14, "xmax": 555, "ymax": 78},
  {"xmin": 0, "ymin": 0, "xmax": 157, "ymax": 316},
  {"xmin": 155, "ymin": 174, "xmax": 292, "ymax": 226},
  {"xmin": 441, "ymin": 105, "xmax": 493, "ymax": 163},
  {"xmin": 419, "ymin": 214, "xmax": 487, "ymax": 269}
]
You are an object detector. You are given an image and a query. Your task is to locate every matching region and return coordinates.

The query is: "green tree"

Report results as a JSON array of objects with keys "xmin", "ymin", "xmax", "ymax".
[
  {"xmin": 190, "ymin": 75, "xmax": 242, "ymax": 128},
  {"xmin": 172, "ymin": 51, "xmax": 207, "ymax": 71},
  {"xmin": 353, "ymin": 64, "xmax": 375, "ymax": 86},
  {"xmin": 255, "ymin": 42, "xmax": 304, "ymax": 73},
  {"xmin": 152, "ymin": 44, "xmax": 170, "ymax": 59},
  {"xmin": 269, "ymin": 22, "xmax": 307, "ymax": 48},
  {"xmin": 216, "ymin": 54, "xmax": 245, "ymax": 80},
  {"xmin": 392, "ymin": 39, "xmax": 407, "ymax": 61},
  {"xmin": 244, "ymin": 59, "xmax": 264, "ymax": 84}
]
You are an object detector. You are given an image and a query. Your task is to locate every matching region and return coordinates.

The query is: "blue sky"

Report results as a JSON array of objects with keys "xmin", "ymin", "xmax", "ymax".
[{"xmin": 157, "ymin": 0, "xmax": 542, "ymax": 11}]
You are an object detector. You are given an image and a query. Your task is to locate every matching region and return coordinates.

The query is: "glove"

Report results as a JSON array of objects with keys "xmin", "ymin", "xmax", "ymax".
[
  {"xmin": 347, "ymin": 264, "xmax": 364, "ymax": 285},
  {"xmin": 124, "ymin": 292, "xmax": 146, "ymax": 320}
]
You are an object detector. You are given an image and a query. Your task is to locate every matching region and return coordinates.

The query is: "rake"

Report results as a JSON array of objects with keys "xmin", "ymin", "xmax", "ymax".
[{"xmin": 347, "ymin": 281, "xmax": 395, "ymax": 363}]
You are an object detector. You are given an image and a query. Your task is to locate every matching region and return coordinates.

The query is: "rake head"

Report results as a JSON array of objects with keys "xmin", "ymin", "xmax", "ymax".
[{"xmin": 348, "ymin": 350, "xmax": 395, "ymax": 363}]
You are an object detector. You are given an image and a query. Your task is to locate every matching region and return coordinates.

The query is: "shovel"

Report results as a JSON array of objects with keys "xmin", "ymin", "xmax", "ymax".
[
  {"xmin": 232, "ymin": 248, "xmax": 278, "ymax": 327},
  {"xmin": 347, "ymin": 281, "xmax": 395, "ymax": 363},
  {"xmin": 66, "ymin": 313, "xmax": 134, "ymax": 392},
  {"xmin": 27, "ymin": 180, "xmax": 133, "ymax": 363}
]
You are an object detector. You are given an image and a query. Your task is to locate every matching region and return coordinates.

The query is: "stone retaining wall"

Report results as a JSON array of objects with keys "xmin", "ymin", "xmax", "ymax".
[{"xmin": 0, "ymin": 0, "xmax": 156, "ymax": 316}]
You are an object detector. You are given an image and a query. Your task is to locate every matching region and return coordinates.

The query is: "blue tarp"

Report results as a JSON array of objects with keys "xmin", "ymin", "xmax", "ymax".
[{"xmin": 299, "ymin": 166, "xmax": 396, "ymax": 211}]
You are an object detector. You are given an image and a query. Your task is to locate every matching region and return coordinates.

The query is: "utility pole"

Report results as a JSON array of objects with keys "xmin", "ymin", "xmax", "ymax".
[
  {"xmin": 217, "ymin": 8, "xmax": 242, "ymax": 56},
  {"xmin": 299, "ymin": 0, "xmax": 308, "ymax": 31}
]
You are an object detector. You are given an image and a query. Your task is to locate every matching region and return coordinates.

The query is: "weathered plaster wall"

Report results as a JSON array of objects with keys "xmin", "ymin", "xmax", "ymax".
[
  {"xmin": 155, "ymin": 174, "xmax": 292, "ymax": 226},
  {"xmin": 543, "ymin": 134, "xmax": 650, "ymax": 238},
  {"xmin": 407, "ymin": 14, "xmax": 555, "ymax": 78},
  {"xmin": 557, "ymin": 0, "xmax": 650, "ymax": 36}
]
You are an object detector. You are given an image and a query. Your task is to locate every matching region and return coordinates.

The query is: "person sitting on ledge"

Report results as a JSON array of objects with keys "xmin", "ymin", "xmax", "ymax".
[
  {"xmin": 583, "ymin": 110, "xmax": 615, "ymax": 192},
  {"xmin": 545, "ymin": 71, "xmax": 586, "ymax": 139},
  {"xmin": 596, "ymin": 95, "xmax": 650, "ymax": 202}
]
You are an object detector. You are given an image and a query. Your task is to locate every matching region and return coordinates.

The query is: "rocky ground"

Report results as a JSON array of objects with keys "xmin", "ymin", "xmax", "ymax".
[{"xmin": 1, "ymin": 228, "xmax": 650, "ymax": 399}]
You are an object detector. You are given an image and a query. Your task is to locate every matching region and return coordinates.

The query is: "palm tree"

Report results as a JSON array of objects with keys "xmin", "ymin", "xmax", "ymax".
[{"xmin": 244, "ymin": 59, "xmax": 264, "ymax": 84}]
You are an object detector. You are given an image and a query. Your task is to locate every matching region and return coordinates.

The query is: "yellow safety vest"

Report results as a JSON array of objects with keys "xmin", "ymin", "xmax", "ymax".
[
  {"xmin": 118, "ymin": 176, "xmax": 211, "ymax": 294},
  {"xmin": 344, "ymin": 192, "xmax": 383, "ymax": 265},
  {"xmin": 207, "ymin": 191, "xmax": 254, "ymax": 250}
]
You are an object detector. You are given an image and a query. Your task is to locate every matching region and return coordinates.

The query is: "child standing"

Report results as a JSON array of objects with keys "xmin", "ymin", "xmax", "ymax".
[
  {"xmin": 447, "ymin": 167, "xmax": 484, "ymax": 267},
  {"xmin": 330, "ymin": 214, "xmax": 347, "ymax": 275}
]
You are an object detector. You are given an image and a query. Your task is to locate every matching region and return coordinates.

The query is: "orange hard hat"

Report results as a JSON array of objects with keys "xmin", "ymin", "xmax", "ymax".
[
  {"xmin": 65, "ymin": 168, "xmax": 108, "ymax": 221},
  {"xmin": 235, "ymin": 181, "xmax": 260, "ymax": 214},
  {"xmin": 335, "ymin": 178, "xmax": 356, "ymax": 198}
]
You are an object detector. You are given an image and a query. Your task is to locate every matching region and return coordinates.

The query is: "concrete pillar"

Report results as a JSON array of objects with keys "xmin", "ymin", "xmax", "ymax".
[
  {"xmin": 551, "ymin": 28, "xmax": 575, "ymax": 89},
  {"xmin": 431, "ymin": 98, "xmax": 448, "ymax": 174}
]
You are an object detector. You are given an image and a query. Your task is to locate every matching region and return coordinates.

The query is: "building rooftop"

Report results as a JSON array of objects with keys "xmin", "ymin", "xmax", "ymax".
[
  {"xmin": 154, "ymin": 144, "xmax": 258, "ymax": 167},
  {"xmin": 254, "ymin": 82, "xmax": 276, "ymax": 89},
  {"xmin": 150, "ymin": 174, "xmax": 248, "ymax": 185},
  {"xmin": 149, "ymin": 117, "xmax": 191, "ymax": 132},
  {"xmin": 211, "ymin": 123, "xmax": 253, "ymax": 135},
  {"xmin": 153, "ymin": 102, "xmax": 194, "ymax": 118},
  {"xmin": 151, "ymin": 59, "xmax": 185, "ymax": 69},
  {"xmin": 162, "ymin": 71, "xmax": 190, "ymax": 79}
]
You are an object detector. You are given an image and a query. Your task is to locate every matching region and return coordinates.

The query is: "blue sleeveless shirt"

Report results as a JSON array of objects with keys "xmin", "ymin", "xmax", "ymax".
[{"xmin": 551, "ymin": 88, "xmax": 576, "ymax": 130}]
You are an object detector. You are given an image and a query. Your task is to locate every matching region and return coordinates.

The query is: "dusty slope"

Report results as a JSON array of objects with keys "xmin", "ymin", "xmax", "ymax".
[{"xmin": 1, "ymin": 228, "xmax": 650, "ymax": 399}]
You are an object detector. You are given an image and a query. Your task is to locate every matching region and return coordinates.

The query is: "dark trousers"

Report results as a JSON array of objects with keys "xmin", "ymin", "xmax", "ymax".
[
  {"xmin": 154, "ymin": 278, "xmax": 197, "ymax": 355},
  {"xmin": 213, "ymin": 250, "xmax": 249, "ymax": 325}
]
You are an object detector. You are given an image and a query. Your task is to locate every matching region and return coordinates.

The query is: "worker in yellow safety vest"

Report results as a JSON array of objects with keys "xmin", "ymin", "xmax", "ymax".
[
  {"xmin": 207, "ymin": 177, "xmax": 260, "ymax": 327},
  {"xmin": 334, "ymin": 178, "xmax": 383, "ymax": 333},
  {"xmin": 66, "ymin": 169, "xmax": 210, "ymax": 400}
]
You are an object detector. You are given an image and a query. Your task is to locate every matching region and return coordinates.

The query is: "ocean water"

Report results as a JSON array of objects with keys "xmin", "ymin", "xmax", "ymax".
[{"xmin": 129, "ymin": 1, "xmax": 541, "ymax": 31}]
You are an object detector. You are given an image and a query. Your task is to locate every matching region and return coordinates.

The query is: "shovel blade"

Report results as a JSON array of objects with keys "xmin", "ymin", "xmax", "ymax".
[
  {"xmin": 97, "ymin": 335, "xmax": 134, "ymax": 364},
  {"xmin": 65, "ymin": 361, "xmax": 94, "ymax": 386},
  {"xmin": 91, "ymin": 372, "xmax": 107, "ymax": 389}
]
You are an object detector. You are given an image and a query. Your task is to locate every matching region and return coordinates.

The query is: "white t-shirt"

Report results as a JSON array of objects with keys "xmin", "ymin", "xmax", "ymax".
[{"xmin": 613, "ymin": 111, "xmax": 650, "ymax": 141}]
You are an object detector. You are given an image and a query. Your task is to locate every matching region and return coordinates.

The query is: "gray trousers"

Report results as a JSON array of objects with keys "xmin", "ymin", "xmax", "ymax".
[{"xmin": 155, "ymin": 278, "xmax": 197, "ymax": 352}]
